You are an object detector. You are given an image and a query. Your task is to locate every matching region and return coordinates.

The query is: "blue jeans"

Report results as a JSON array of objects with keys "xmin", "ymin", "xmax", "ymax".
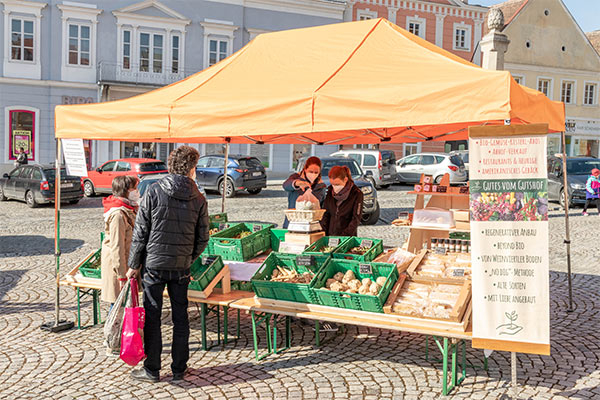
[{"xmin": 141, "ymin": 268, "xmax": 190, "ymax": 376}]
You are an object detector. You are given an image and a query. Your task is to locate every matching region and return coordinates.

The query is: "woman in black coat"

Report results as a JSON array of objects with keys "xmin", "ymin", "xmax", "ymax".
[{"xmin": 321, "ymin": 165, "xmax": 363, "ymax": 236}]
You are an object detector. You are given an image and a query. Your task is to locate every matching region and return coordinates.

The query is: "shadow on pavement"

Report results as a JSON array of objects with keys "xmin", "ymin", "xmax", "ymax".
[{"xmin": 0, "ymin": 235, "xmax": 85, "ymax": 257}]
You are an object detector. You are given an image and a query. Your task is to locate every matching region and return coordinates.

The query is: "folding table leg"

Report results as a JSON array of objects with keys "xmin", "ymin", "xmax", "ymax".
[
  {"xmin": 92, "ymin": 290, "xmax": 99, "ymax": 325},
  {"xmin": 216, "ymin": 305, "xmax": 221, "ymax": 345},
  {"xmin": 76, "ymin": 287, "xmax": 81, "ymax": 330},
  {"xmin": 285, "ymin": 316, "xmax": 291, "ymax": 348},
  {"xmin": 315, "ymin": 320, "xmax": 320, "ymax": 347},
  {"xmin": 200, "ymin": 303, "xmax": 207, "ymax": 351},
  {"xmin": 237, "ymin": 309, "xmax": 241, "ymax": 338},
  {"xmin": 442, "ymin": 337, "xmax": 449, "ymax": 396},
  {"xmin": 223, "ymin": 306, "xmax": 229, "ymax": 345}
]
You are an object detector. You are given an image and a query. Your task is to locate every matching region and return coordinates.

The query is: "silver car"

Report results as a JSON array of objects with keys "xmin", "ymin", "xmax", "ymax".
[{"xmin": 396, "ymin": 153, "xmax": 467, "ymax": 184}]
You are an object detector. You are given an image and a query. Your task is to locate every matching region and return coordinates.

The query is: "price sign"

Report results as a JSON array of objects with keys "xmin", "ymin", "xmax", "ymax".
[
  {"xmin": 359, "ymin": 263, "xmax": 373, "ymax": 275},
  {"xmin": 360, "ymin": 239, "xmax": 373, "ymax": 249},
  {"xmin": 253, "ymin": 224, "xmax": 262, "ymax": 232},
  {"xmin": 398, "ymin": 212, "xmax": 409, "ymax": 220},
  {"xmin": 296, "ymin": 255, "xmax": 314, "ymax": 266},
  {"xmin": 434, "ymin": 247, "xmax": 447, "ymax": 255},
  {"xmin": 219, "ymin": 223, "xmax": 227, "ymax": 231},
  {"xmin": 328, "ymin": 237, "xmax": 340, "ymax": 247},
  {"xmin": 452, "ymin": 269, "xmax": 465, "ymax": 277},
  {"xmin": 459, "ymin": 186, "xmax": 469, "ymax": 194}
]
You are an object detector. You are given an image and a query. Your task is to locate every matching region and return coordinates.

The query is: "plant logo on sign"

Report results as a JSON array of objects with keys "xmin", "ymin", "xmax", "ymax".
[{"xmin": 496, "ymin": 310, "xmax": 524, "ymax": 336}]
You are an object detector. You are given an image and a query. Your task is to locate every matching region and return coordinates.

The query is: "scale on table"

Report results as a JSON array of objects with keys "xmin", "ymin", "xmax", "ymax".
[{"xmin": 287, "ymin": 220, "xmax": 322, "ymax": 233}]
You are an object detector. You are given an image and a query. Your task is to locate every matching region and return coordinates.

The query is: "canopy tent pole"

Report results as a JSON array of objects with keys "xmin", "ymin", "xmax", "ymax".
[
  {"xmin": 560, "ymin": 130, "xmax": 574, "ymax": 312},
  {"xmin": 41, "ymin": 139, "xmax": 73, "ymax": 333},
  {"xmin": 221, "ymin": 142, "xmax": 229, "ymax": 213}
]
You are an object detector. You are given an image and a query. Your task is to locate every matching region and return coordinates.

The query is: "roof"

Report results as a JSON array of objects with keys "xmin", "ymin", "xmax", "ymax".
[
  {"xmin": 482, "ymin": 0, "xmax": 529, "ymax": 36},
  {"xmin": 587, "ymin": 31, "xmax": 600, "ymax": 57},
  {"xmin": 55, "ymin": 18, "xmax": 565, "ymax": 144}
]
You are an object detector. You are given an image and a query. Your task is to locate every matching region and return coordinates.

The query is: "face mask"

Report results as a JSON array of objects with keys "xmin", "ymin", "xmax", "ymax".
[
  {"xmin": 306, "ymin": 172, "xmax": 319, "ymax": 183},
  {"xmin": 332, "ymin": 184, "xmax": 345, "ymax": 194},
  {"xmin": 128, "ymin": 190, "xmax": 140, "ymax": 204}
]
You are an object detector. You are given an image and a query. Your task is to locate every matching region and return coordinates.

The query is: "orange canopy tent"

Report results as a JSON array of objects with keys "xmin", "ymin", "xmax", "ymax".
[{"xmin": 55, "ymin": 18, "xmax": 564, "ymax": 145}]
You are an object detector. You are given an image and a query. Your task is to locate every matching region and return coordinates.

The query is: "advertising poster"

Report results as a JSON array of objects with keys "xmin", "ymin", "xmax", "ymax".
[
  {"xmin": 62, "ymin": 139, "xmax": 88, "ymax": 177},
  {"xmin": 11, "ymin": 130, "xmax": 31, "ymax": 158},
  {"xmin": 470, "ymin": 132, "xmax": 550, "ymax": 355}
]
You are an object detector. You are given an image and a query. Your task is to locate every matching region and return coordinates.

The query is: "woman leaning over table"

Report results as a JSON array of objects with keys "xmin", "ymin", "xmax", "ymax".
[
  {"xmin": 100, "ymin": 175, "xmax": 140, "ymax": 305},
  {"xmin": 282, "ymin": 156, "xmax": 327, "ymax": 228},
  {"xmin": 321, "ymin": 165, "xmax": 364, "ymax": 236}
]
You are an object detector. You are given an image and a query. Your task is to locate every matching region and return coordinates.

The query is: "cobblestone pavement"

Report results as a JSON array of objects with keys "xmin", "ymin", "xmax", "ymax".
[{"xmin": 0, "ymin": 185, "xmax": 599, "ymax": 399}]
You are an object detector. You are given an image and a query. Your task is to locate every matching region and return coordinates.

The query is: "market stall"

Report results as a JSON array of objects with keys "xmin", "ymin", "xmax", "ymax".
[{"xmin": 53, "ymin": 17, "xmax": 564, "ymax": 395}]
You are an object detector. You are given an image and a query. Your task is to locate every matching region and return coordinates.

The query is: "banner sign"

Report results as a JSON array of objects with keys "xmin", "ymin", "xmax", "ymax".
[
  {"xmin": 62, "ymin": 139, "xmax": 88, "ymax": 177},
  {"xmin": 470, "ymin": 134, "xmax": 550, "ymax": 355}
]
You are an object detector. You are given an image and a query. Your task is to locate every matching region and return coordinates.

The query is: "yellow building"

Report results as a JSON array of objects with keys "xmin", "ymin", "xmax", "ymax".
[{"xmin": 490, "ymin": 0, "xmax": 600, "ymax": 156}]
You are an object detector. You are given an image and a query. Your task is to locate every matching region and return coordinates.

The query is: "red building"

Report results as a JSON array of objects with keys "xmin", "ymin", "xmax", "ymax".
[{"xmin": 348, "ymin": 0, "xmax": 489, "ymax": 157}]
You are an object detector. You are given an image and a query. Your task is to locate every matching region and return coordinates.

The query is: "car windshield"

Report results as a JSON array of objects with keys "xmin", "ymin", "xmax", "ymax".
[
  {"xmin": 567, "ymin": 159, "xmax": 600, "ymax": 175},
  {"xmin": 238, "ymin": 157, "xmax": 262, "ymax": 168},
  {"xmin": 449, "ymin": 155, "xmax": 464, "ymax": 166},
  {"xmin": 322, "ymin": 159, "xmax": 362, "ymax": 178},
  {"xmin": 43, "ymin": 168, "xmax": 68, "ymax": 179},
  {"xmin": 139, "ymin": 162, "xmax": 167, "ymax": 172},
  {"xmin": 381, "ymin": 151, "xmax": 396, "ymax": 164}
]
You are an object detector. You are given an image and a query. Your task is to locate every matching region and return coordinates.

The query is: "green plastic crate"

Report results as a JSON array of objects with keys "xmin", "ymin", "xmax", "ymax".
[
  {"xmin": 79, "ymin": 248, "xmax": 102, "ymax": 279},
  {"xmin": 189, "ymin": 255, "xmax": 225, "ymax": 292},
  {"xmin": 209, "ymin": 213, "xmax": 228, "ymax": 224},
  {"xmin": 303, "ymin": 236, "xmax": 351, "ymax": 256},
  {"xmin": 251, "ymin": 252, "xmax": 329, "ymax": 303},
  {"xmin": 270, "ymin": 229, "xmax": 288, "ymax": 252},
  {"xmin": 311, "ymin": 259, "xmax": 398, "ymax": 313},
  {"xmin": 332, "ymin": 237, "xmax": 383, "ymax": 262},
  {"xmin": 211, "ymin": 222, "xmax": 274, "ymax": 261}
]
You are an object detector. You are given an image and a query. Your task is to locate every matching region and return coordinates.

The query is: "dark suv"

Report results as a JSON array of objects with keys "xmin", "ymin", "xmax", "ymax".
[
  {"xmin": 296, "ymin": 156, "xmax": 381, "ymax": 225},
  {"xmin": 548, "ymin": 156, "xmax": 600, "ymax": 208},
  {"xmin": 0, "ymin": 164, "xmax": 83, "ymax": 208},
  {"xmin": 196, "ymin": 154, "xmax": 267, "ymax": 197}
]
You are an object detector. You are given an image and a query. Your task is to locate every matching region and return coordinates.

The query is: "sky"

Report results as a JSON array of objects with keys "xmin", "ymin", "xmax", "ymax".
[{"xmin": 473, "ymin": 0, "xmax": 599, "ymax": 33}]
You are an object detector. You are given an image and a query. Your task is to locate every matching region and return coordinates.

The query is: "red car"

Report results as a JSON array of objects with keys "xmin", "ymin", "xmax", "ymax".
[{"xmin": 83, "ymin": 158, "xmax": 167, "ymax": 197}]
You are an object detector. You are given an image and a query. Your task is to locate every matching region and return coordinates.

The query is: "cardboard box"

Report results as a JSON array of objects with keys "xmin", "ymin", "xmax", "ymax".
[
  {"xmin": 455, "ymin": 221, "xmax": 470, "ymax": 231},
  {"xmin": 284, "ymin": 231, "xmax": 325, "ymax": 246},
  {"xmin": 451, "ymin": 209, "xmax": 470, "ymax": 222}
]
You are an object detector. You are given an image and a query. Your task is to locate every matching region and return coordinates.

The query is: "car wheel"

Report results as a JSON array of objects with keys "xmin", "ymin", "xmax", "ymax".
[
  {"xmin": 219, "ymin": 178, "xmax": 235, "ymax": 198},
  {"xmin": 361, "ymin": 202, "xmax": 381, "ymax": 225},
  {"xmin": 434, "ymin": 175, "xmax": 443, "ymax": 184},
  {"xmin": 0, "ymin": 186, "xmax": 6, "ymax": 201},
  {"xmin": 83, "ymin": 180, "xmax": 95, "ymax": 197},
  {"xmin": 25, "ymin": 191, "xmax": 38, "ymax": 208},
  {"xmin": 559, "ymin": 189, "xmax": 573, "ymax": 209},
  {"xmin": 247, "ymin": 188, "xmax": 262, "ymax": 195}
]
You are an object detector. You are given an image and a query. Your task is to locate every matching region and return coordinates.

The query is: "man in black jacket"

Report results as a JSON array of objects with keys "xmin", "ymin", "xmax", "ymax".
[{"xmin": 127, "ymin": 145, "xmax": 209, "ymax": 383}]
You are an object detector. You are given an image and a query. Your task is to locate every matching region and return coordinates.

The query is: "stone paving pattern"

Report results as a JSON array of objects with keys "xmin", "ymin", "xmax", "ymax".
[{"xmin": 0, "ymin": 185, "xmax": 599, "ymax": 399}]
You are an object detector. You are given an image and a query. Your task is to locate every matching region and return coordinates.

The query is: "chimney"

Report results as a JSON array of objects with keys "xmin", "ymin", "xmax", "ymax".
[{"xmin": 480, "ymin": 8, "xmax": 510, "ymax": 70}]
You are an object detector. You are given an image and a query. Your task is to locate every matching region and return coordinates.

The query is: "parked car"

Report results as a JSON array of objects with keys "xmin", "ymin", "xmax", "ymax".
[
  {"xmin": 0, "ymin": 164, "xmax": 83, "ymax": 208},
  {"xmin": 138, "ymin": 173, "xmax": 206, "ymax": 198},
  {"xmin": 548, "ymin": 156, "xmax": 600, "ymax": 208},
  {"xmin": 396, "ymin": 153, "xmax": 467, "ymax": 184},
  {"xmin": 296, "ymin": 156, "xmax": 381, "ymax": 225},
  {"xmin": 330, "ymin": 149, "xmax": 397, "ymax": 189},
  {"xmin": 196, "ymin": 154, "xmax": 267, "ymax": 198},
  {"xmin": 83, "ymin": 158, "xmax": 167, "ymax": 197}
]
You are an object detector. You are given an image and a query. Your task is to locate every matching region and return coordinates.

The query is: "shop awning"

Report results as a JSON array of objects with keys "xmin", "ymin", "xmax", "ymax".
[{"xmin": 55, "ymin": 18, "xmax": 565, "ymax": 144}]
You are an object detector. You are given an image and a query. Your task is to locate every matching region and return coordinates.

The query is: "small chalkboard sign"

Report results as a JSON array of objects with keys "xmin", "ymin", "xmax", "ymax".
[
  {"xmin": 360, "ymin": 239, "xmax": 373, "ymax": 249},
  {"xmin": 437, "ymin": 186, "xmax": 448, "ymax": 193},
  {"xmin": 253, "ymin": 224, "xmax": 262, "ymax": 232},
  {"xmin": 296, "ymin": 255, "xmax": 314, "ymax": 266},
  {"xmin": 328, "ymin": 237, "xmax": 340, "ymax": 247},
  {"xmin": 398, "ymin": 211, "xmax": 409, "ymax": 220},
  {"xmin": 359, "ymin": 263, "xmax": 373, "ymax": 275},
  {"xmin": 452, "ymin": 268, "xmax": 465, "ymax": 277},
  {"xmin": 219, "ymin": 223, "xmax": 227, "ymax": 231},
  {"xmin": 459, "ymin": 186, "xmax": 469, "ymax": 194},
  {"xmin": 434, "ymin": 247, "xmax": 447, "ymax": 255}
]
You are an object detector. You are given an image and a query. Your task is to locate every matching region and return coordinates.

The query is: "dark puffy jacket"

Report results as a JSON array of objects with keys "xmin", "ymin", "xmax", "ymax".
[
  {"xmin": 128, "ymin": 174, "xmax": 209, "ymax": 271},
  {"xmin": 320, "ymin": 184, "xmax": 363, "ymax": 236}
]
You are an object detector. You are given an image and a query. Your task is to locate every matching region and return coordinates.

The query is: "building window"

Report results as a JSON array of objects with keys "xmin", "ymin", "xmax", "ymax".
[
  {"xmin": 408, "ymin": 22, "xmax": 420, "ymax": 36},
  {"xmin": 68, "ymin": 24, "xmax": 91, "ymax": 66},
  {"xmin": 357, "ymin": 10, "xmax": 378, "ymax": 20},
  {"xmin": 537, "ymin": 78, "xmax": 552, "ymax": 97},
  {"xmin": 512, "ymin": 75, "xmax": 524, "ymax": 85},
  {"xmin": 8, "ymin": 110, "xmax": 35, "ymax": 161},
  {"xmin": 140, "ymin": 33, "xmax": 163, "ymax": 73},
  {"xmin": 172, "ymin": 35, "xmax": 180, "ymax": 73},
  {"xmin": 406, "ymin": 17, "xmax": 426, "ymax": 39},
  {"xmin": 584, "ymin": 83, "xmax": 597, "ymax": 106},
  {"xmin": 561, "ymin": 81, "xmax": 575, "ymax": 104},
  {"xmin": 455, "ymin": 29, "xmax": 467, "ymax": 49},
  {"xmin": 122, "ymin": 30, "xmax": 131, "ymax": 69},
  {"xmin": 10, "ymin": 18, "xmax": 34, "ymax": 62},
  {"xmin": 209, "ymin": 39, "xmax": 228, "ymax": 66}
]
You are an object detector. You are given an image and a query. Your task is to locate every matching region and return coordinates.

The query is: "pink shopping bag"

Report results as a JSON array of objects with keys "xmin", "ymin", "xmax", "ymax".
[{"xmin": 120, "ymin": 277, "xmax": 146, "ymax": 366}]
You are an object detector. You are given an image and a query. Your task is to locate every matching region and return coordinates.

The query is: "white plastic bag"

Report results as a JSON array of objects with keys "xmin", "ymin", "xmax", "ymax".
[
  {"xmin": 295, "ymin": 188, "xmax": 320, "ymax": 210},
  {"xmin": 103, "ymin": 280, "xmax": 130, "ymax": 352}
]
